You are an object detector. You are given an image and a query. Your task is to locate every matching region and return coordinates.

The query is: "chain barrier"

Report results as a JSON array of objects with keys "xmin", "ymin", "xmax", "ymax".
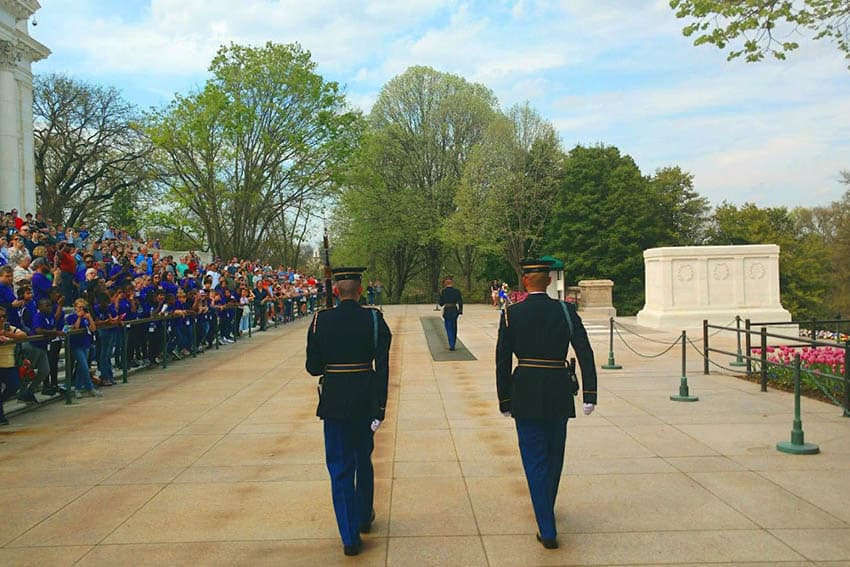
[
  {"xmin": 613, "ymin": 325, "xmax": 680, "ymax": 358},
  {"xmin": 613, "ymin": 321, "xmax": 681, "ymax": 346}
]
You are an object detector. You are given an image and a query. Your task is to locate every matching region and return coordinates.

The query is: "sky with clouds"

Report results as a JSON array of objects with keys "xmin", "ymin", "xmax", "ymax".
[{"xmin": 28, "ymin": 0, "xmax": 850, "ymax": 208}]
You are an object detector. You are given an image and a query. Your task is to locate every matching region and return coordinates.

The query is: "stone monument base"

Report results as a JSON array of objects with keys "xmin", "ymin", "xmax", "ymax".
[{"xmin": 578, "ymin": 279, "xmax": 616, "ymax": 320}]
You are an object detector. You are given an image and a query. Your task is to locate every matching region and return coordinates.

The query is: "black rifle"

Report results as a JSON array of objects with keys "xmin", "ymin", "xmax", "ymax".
[{"xmin": 322, "ymin": 227, "xmax": 333, "ymax": 309}]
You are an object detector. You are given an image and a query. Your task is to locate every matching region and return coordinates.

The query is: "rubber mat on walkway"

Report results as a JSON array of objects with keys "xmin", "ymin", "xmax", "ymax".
[{"xmin": 420, "ymin": 317, "xmax": 477, "ymax": 361}]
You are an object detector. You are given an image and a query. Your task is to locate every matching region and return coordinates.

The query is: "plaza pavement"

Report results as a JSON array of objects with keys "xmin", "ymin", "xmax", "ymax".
[{"xmin": 0, "ymin": 304, "xmax": 849, "ymax": 566}]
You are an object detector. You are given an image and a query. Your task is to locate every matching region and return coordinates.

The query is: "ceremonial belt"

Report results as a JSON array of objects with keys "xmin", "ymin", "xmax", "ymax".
[
  {"xmin": 517, "ymin": 357, "xmax": 566, "ymax": 369},
  {"xmin": 325, "ymin": 362, "xmax": 373, "ymax": 373},
  {"xmin": 443, "ymin": 303, "xmax": 458, "ymax": 308}
]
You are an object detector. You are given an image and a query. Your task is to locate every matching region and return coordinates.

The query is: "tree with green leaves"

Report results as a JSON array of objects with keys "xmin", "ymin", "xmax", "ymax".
[
  {"xmin": 147, "ymin": 42, "xmax": 361, "ymax": 259},
  {"xmin": 650, "ymin": 166, "xmax": 711, "ymax": 246},
  {"xmin": 448, "ymin": 103, "xmax": 562, "ymax": 288},
  {"xmin": 543, "ymin": 144, "xmax": 667, "ymax": 315},
  {"xmin": 333, "ymin": 129, "xmax": 429, "ymax": 302},
  {"xmin": 706, "ymin": 201, "xmax": 831, "ymax": 318},
  {"xmin": 34, "ymin": 74, "xmax": 153, "ymax": 227},
  {"xmin": 366, "ymin": 66, "xmax": 498, "ymax": 299},
  {"xmin": 670, "ymin": 0, "xmax": 850, "ymax": 68}
]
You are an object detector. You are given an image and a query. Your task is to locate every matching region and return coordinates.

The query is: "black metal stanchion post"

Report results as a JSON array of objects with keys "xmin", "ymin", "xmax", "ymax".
[
  {"xmin": 671, "ymin": 330, "xmax": 698, "ymax": 402},
  {"xmin": 730, "ymin": 315, "xmax": 746, "ymax": 367},
  {"xmin": 843, "ymin": 341, "xmax": 849, "ymax": 418},
  {"xmin": 745, "ymin": 319, "xmax": 752, "ymax": 376},
  {"xmin": 161, "ymin": 316, "xmax": 168, "ymax": 369},
  {"xmin": 760, "ymin": 327, "xmax": 768, "ymax": 392},
  {"xmin": 122, "ymin": 324, "xmax": 129, "ymax": 384},
  {"xmin": 601, "ymin": 317, "xmax": 622, "ymax": 370},
  {"xmin": 702, "ymin": 319, "xmax": 709, "ymax": 375},
  {"xmin": 63, "ymin": 334, "xmax": 73, "ymax": 404},
  {"xmin": 776, "ymin": 354, "xmax": 819, "ymax": 454},
  {"xmin": 191, "ymin": 318, "xmax": 198, "ymax": 358},
  {"xmin": 248, "ymin": 304, "xmax": 252, "ymax": 338}
]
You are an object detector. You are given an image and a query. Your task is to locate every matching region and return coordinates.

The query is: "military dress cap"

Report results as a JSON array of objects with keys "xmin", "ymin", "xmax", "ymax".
[
  {"xmin": 332, "ymin": 267, "xmax": 367, "ymax": 281},
  {"xmin": 520, "ymin": 258, "xmax": 554, "ymax": 274}
]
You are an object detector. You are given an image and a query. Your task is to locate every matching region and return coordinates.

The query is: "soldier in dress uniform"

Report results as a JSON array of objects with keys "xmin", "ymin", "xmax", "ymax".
[
  {"xmin": 496, "ymin": 258, "xmax": 598, "ymax": 549},
  {"xmin": 306, "ymin": 267, "xmax": 392, "ymax": 556},
  {"xmin": 438, "ymin": 276, "xmax": 463, "ymax": 350}
]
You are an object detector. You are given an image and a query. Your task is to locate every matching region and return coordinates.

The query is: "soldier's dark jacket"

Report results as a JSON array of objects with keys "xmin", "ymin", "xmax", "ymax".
[
  {"xmin": 306, "ymin": 300, "xmax": 392, "ymax": 420},
  {"xmin": 438, "ymin": 286, "xmax": 463, "ymax": 319},
  {"xmin": 496, "ymin": 293, "xmax": 597, "ymax": 419}
]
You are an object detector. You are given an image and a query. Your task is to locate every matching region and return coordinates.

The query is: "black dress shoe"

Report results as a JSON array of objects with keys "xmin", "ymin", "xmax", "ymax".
[
  {"xmin": 536, "ymin": 533, "xmax": 558, "ymax": 549},
  {"xmin": 343, "ymin": 540, "xmax": 362, "ymax": 556},
  {"xmin": 360, "ymin": 510, "xmax": 376, "ymax": 533}
]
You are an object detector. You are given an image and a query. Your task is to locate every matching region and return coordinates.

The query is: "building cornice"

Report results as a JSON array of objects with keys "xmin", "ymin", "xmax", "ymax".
[
  {"xmin": 0, "ymin": 21, "xmax": 49, "ymax": 64},
  {"xmin": 0, "ymin": 0, "xmax": 40, "ymax": 21}
]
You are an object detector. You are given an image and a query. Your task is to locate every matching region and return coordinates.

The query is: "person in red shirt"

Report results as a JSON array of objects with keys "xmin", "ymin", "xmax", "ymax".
[
  {"xmin": 10, "ymin": 209, "xmax": 23, "ymax": 231},
  {"xmin": 57, "ymin": 243, "xmax": 78, "ymax": 302}
]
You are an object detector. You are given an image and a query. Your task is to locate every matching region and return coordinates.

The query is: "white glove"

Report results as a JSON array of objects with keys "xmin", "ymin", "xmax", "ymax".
[
  {"xmin": 583, "ymin": 403, "xmax": 595, "ymax": 416},
  {"xmin": 501, "ymin": 411, "xmax": 512, "ymax": 418},
  {"xmin": 370, "ymin": 419, "xmax": 381, "ymax": 432}
]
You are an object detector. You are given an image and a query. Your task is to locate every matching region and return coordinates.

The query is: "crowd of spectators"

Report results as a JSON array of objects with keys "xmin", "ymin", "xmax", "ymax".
[{"xmin": 0, "ymin": 207, "xmax": 325, "ymax": 426}]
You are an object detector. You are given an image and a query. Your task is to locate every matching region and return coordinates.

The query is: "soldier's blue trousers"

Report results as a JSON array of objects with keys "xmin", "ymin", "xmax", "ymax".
[
  {"xmin": 515, "ymin": 417, "xmax": 569, "ymax": 540},
  {"xmin": 323, "ymin": 418, "xmax": 375, "ymax": 546},
  {"xmin": 444, "ymin": 316, "xmax": 458, "ymax": 349}
]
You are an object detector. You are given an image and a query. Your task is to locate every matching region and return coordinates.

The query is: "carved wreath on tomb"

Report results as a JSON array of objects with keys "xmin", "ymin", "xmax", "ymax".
[
  {"xmin": 676, "ymin": 264, "xmax": 694, "ymax": 282},
  {"xmin": 748, "ymin": 262, "xmax": 766, "ymax": 280},
  {"xmin": 712, "ymin": 263, "xmax": 730, "ymax": 281}
]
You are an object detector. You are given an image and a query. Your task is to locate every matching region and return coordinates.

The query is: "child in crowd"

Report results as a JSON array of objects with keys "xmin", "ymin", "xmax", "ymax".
[
  {"xmin": 239, "ymin": 286, "xmax": 254, "ymax": 335},
  {"xmin": 65, "ymin": 298, "xmax": 101, "ymax": 397},
  {"xmin": 32, "ymin": 297, "xmax": 64, "ymax": 395}
]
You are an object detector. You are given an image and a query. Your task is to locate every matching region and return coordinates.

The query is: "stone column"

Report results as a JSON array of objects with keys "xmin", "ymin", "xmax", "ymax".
[
  {"xmin": 0, "ymin": 0, "xmax": 50, "ymax": 214},
  {"xmin": 0, "ymin": 42, "xmax": 22, "ymax": 212}
]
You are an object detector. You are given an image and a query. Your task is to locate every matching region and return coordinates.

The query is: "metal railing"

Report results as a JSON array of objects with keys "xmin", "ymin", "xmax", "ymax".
[
  {"xmin": 702, "ymin": 319, "xmax": 849, "ymax": 417},
  {"xmin": 8, "ymin": 292, "xmax": 328, "ymax": 417}
]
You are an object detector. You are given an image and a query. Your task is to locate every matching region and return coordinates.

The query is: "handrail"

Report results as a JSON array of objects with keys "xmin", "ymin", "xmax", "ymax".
[{"xmin": 7, "ymin": 295, "xmax": 326, "ymax": 419}]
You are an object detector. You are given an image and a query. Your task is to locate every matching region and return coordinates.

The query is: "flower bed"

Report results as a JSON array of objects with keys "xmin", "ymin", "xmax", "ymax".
[{"xmin": 751, "ymin": 345, "xmax": 847, "ymax": 405}]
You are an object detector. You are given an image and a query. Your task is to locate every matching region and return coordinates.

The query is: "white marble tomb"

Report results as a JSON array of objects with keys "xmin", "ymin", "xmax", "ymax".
[{"xmin": 636, "ymin": 244, "xmax": 794, "ymax": 331}]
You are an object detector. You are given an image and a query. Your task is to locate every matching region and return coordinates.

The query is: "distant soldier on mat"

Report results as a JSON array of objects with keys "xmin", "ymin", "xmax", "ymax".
[
  {"xmin": 496, "ymin": 258, "xmax": 598, "ymax": 550},
  {"xmin": 438, "ymin": 276, "xmax": 463, "ymax": 351},
  {"xmin": 306, "ymin": 267, "xmax": 392, "ymax": 557}
]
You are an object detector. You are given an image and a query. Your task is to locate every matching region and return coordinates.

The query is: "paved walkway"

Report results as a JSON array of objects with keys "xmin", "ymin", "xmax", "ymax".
[{"xmin": 1, "ymin": 304, "xmax": 848, "ymax": 566}]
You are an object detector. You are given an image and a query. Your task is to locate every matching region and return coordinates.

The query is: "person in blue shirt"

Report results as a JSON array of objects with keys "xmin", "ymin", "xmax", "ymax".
[
  {"xmin": 172, "ymin": 290, "xmax": 193, "ymax": 356},
  {"xmin": 161, "ymin": 271, "xmax": 179, "ymax": 296},
  {"xmin": 116, "ymin": 285, "xmax": 139, "ymax": 368},
  {"xmin": 14, "ymin": 285, "xmax": 50, "ymax": 402},
  {"xmin": 146, "ymin": 289, "xmax": 167, "ymax": 365},
  {"xmin": 30, "ymin": 258, "xmax": 55, "ymax": 303},
  {"xmin": 32, "ymin": 297, "xmax": 65, "ymax": 395},
  {"xmin": 65, "ymin": 298, "xmax": 101, "ymax": 397},
  {"xmin": 0, "ymin": 265, "xmax": 23, "ymax": 329},
  {"xmin": 93, "ymin": 292, "xmax": 122, "ymax": 386}
]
